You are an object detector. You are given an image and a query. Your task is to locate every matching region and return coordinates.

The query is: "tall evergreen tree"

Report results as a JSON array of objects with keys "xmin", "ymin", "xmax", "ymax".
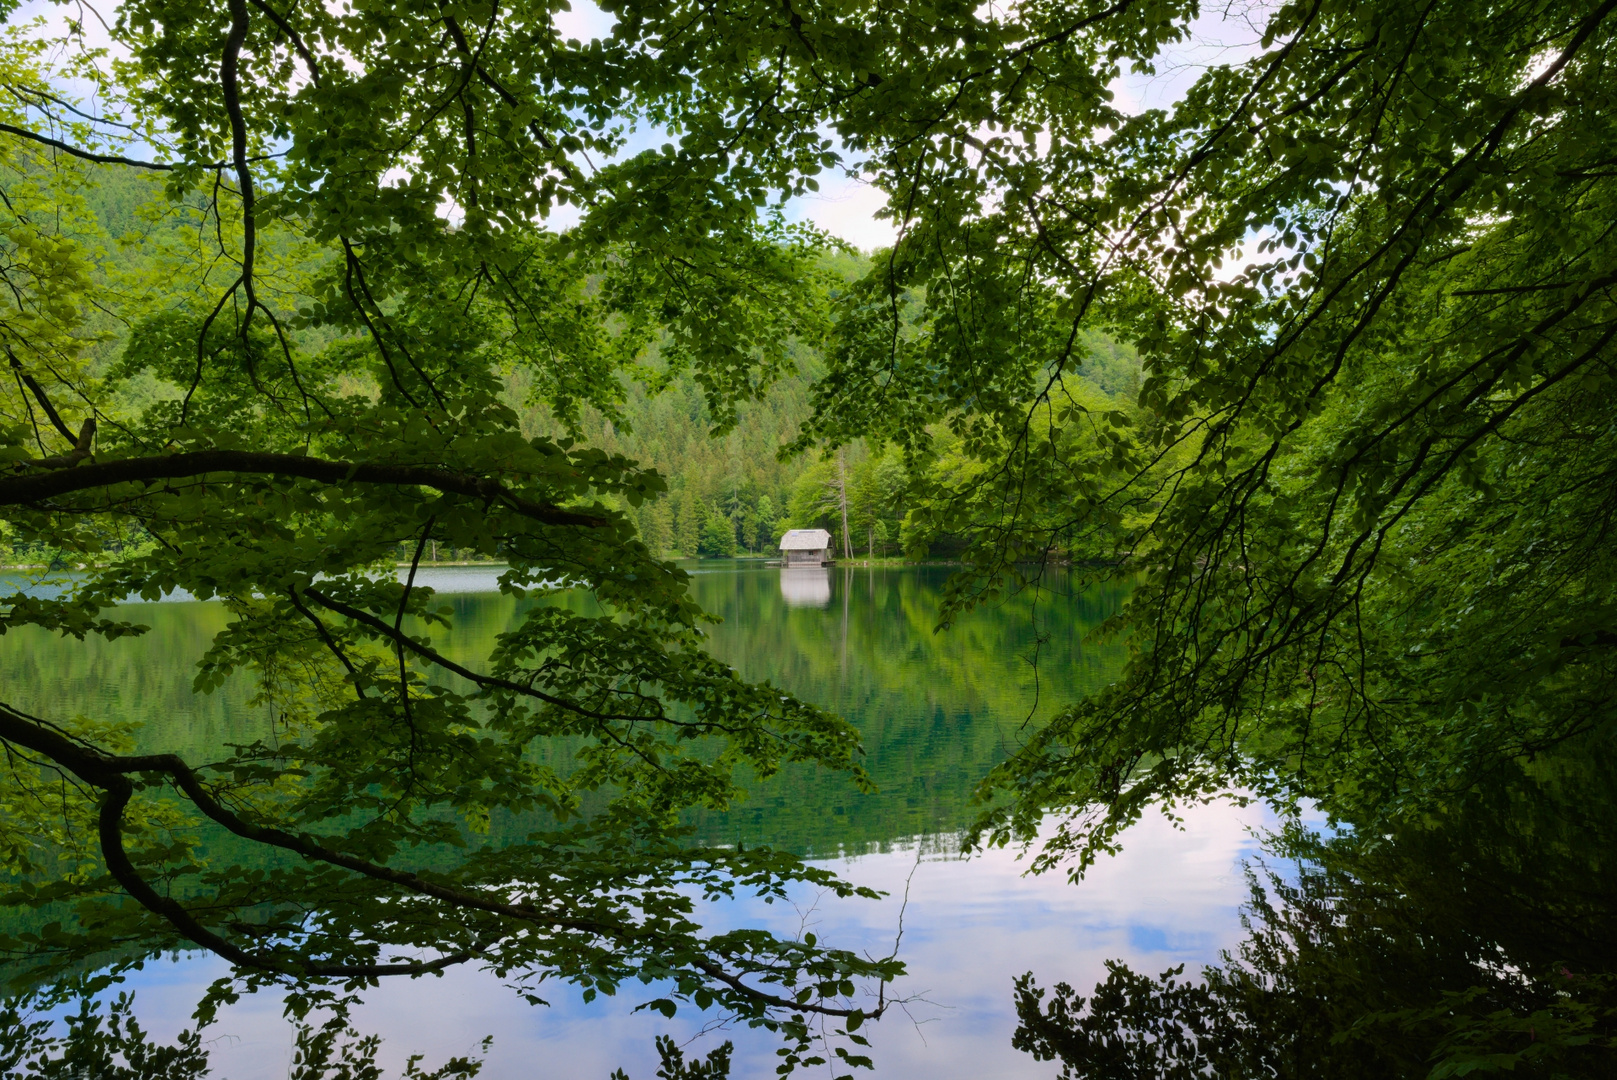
[{"xmin": 674, "ymin": 486, "xmax": 704, "ymax": 556}]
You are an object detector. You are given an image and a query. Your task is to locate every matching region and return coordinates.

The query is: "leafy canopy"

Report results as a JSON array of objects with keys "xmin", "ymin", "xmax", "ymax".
[
  {"xmin": 747, "ymin": 0, "xmax": 1617, "ymax": 866},
  {"xmin": 3, "ymin": 0, "xmax": 1614, "ymax": 1069},
  {"xmin": 0, "ymin": 0, "xmax": 919, "ymax": 1062}
]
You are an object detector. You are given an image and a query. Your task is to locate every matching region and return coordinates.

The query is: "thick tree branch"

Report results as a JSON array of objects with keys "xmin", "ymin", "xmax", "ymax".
[
  {"xmin": 0, "ymin": 122, "xmax": 178, "ymax": 170},
  {"xmin": 97, "ymin": 784, "xmax": 475, "ymax": 979},
  {"xmin": 0, "ymin": 449, "xmax": 606, "ymax": 527},
  {"xmin": 0, "ymin": 701, "xmax": 873, "ymax": 1017},
  {"xmin": 31, "ymin": 418, "xmax": 97, "ymax": 469}
]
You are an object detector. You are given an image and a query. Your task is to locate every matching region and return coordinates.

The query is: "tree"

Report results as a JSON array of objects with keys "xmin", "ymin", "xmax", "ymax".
[
  {"xmin": 850, "ymin": 451, "xmax": 912, "ymax": 557},
  {"xmin": 754, "ymin": 494, "xmax": 778, "ymax": 550},
  {"xmin": 834, "ymin": 448, "xmax": 853, "ymax": 559},
  {"xmin": 785, "ymin": 458, "xmax": 841, "ymax": 532},
  {"xmin": 0, "ymin": 0, "xmax": 903, "ymax": 1061},
  {"xmin": 778, "ymin": 0, "xmax": 1617, "ymax": 867},
  {"xmin": 8, "ymin": 0, "xmax": 1612, "ymax": 1066},
  {"xmin": 698, "ymin": 504, "xmax": 738, "ymax": 557},
  {"xmin": 674, "ymin": 486, "xmax": 704, "ymax": 556},
  {"xmin": 642, "ymin": 500, "xmax": 675, "ymax": 556}
]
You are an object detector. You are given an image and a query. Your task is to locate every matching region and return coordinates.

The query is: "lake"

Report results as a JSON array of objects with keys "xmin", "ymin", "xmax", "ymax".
[{"xmin": 0, "ymin": 562, "xmax": 1277, "ymax": 1079}]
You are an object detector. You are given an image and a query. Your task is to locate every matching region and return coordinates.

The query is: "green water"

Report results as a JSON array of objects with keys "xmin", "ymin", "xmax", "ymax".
[{"xmin": 0, "ymin": 563, "xmax": 1128, "ymax": 855}]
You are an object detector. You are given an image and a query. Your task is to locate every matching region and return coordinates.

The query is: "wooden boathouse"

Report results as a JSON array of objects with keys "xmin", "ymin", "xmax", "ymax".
[{"xmin": 778, "ymin": 528, "xmax": 833, "ymax": 566}]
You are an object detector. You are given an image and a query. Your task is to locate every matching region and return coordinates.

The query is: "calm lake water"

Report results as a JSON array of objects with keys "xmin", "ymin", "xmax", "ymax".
[{"xmin": 0, "ymin": 562, "xmax": 1276, "ymax": 1079}]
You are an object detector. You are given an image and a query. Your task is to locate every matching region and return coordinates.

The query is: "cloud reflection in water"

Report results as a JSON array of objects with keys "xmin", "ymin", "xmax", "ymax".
[{"xmin": 113, "ymin": 800, "xmax": 1270, "ymax": 1080}]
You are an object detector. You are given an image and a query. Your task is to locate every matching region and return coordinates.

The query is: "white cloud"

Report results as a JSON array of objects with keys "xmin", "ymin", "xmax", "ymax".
[
  {"xmin": 552, "ymin": 0, "xmax": 616, "ymax": 44},
  {"xmin": 100, "ymin": 799, "xmax": 1277, "ymax": 1080},
  {"xmin": 787, "ymin": 170, "xmax": 898, "ymax": 251}
]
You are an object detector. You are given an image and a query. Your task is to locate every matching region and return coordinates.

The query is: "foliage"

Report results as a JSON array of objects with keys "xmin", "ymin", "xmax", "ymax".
[
  {"xmin": 0, "ymin": 0, "xmax": 927, "ymax": 1065},
  {"xmin": 0, "ymin": 987, "xmax": 489, "ymax": 1080},
  {"xmin": 285, "ymin": 1022, "xmax": 489, "ymax": 1080},
  {"xmin": 1013, "ymin": 740, "xmax": 1617, "ymax": 1078},
  {"xmin": 518, "ymin": 340, "xmax": 824, "ymax": 559},
  {"xmin": 610, "ymin": 1035, "xmax": 733, "ymax": 1080},
  {"xmin": 696, "ymin": 0, "xmax": 1617, "ymax": 869},
  {"xmin": 1011, "ymin": 963, "xmax": 1220, "ymax": 1080},
  {"xmin": 0, "ymin": 991, "xmax": 210, "ymax": 1080},
  {"xmin": 5, "ymin": 0, "xmax": 1612, "ymax": 1069},
  {"xmin": 697, "ymin": 505, "xmax": 738, "ymax": 557}
]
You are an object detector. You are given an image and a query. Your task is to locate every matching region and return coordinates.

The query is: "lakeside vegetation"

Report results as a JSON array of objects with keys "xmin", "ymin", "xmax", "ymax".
[
  {"xmin": 0, "ymin": 0, "xmax": 1613, "ymax": 1076},
  {"xmin": 0, "ymin": 159, "xmax": 1147, "ymax": 570},
  {"xmin": 0, "ymin": 159, "xmax": 1142, "ymax": 568}
]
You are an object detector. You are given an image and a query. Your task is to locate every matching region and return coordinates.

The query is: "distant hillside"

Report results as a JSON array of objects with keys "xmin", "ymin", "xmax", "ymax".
[
  {"xmin": 520, "ymin": 321, "xmax": 1142, "ymax": 562},
  {"xmin": 63, "ymin": 177, "xmax": 1140, "ymax": 562}
]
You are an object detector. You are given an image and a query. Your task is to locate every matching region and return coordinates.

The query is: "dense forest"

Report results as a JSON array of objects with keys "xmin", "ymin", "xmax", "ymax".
[
  {"xmin": 5, "ymin": 165, "xmax": 1144, "ymax": 565},
  {"xmin": 555, "ymin": 320, "xmax": 1142, "ymax": 560}
]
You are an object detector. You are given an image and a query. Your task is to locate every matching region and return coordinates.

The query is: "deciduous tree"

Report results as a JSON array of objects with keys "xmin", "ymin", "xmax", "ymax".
[{"xmin": 0, "ymin": 0, "xmax": 902, "ymax": 1060}]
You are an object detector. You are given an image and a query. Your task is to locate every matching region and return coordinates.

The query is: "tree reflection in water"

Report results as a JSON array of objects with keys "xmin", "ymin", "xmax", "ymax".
[{"xmin": 1013, "ymin": 739, "xmax": 1617, "ymax": 1078}]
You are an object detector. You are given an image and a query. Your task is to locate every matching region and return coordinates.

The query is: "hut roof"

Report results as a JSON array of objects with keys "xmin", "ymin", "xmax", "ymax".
[{"xmin": 779, "ymin": 528, "xmax": 832, "ymax": 551}]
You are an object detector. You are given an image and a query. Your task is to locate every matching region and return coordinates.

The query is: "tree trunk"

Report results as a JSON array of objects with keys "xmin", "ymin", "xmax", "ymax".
[{"xmin": 837, "ymin": 449, "xmax": 853, "ymax": 560}]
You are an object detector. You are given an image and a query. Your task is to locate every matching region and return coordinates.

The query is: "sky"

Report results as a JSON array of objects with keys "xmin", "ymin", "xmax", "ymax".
[
  {"xmin": 110, "ymin": 799, "xmax": 1282, "ymax": 1080},
  {"xmin": 8, "ymin": 0, "xmax": 1267, "ymax": 250},
  {"xmin": 549, "ymin": 0, "xmax": 1268, "ymax": 250}
]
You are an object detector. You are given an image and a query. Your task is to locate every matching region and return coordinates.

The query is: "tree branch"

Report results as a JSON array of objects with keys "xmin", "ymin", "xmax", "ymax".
[
  {"xmin": 98, "ymin": 783, "xmax": 475, "ymax": 979},
  {"xmin": 222, "ymin": 0, "xmax": 259, "ymax": 324},
  {"xmin": 300, "ymin": 586, "xmax": 641, "ymax": 721},
  {"xmin": 0, "ymin": 121, "xmax": 179, "ymax": 171},
  {"xmin": 0, "ymin": 449, "xmax": 606, "ymax": 527},
  {"xmin": 6, "ymin": 348, "xmax": 77, "ymax": 443},
  {"xmin": 0, "ymin": 701, "xmax": 873, "ymax": 1016},
  {"xmin": 248, "ymin": 0, "xmax": 324, "ymax": 87}
]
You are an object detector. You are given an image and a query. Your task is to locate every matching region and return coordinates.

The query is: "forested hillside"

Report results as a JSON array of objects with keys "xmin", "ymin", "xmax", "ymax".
[
  {"xmin": 512, "ymin": 332, "xmax": 825, "ymax": 557},
  {"xmin": 495, "ymin": 315, "xmax": 1139, "ymax": 560},
  {"xmin": 483, "ymin": 261, "xmax": 1141, "ymax": 561},
  {"xmin": 23, "ymin": 170, "xmax": 1143, "ymax": 564}
]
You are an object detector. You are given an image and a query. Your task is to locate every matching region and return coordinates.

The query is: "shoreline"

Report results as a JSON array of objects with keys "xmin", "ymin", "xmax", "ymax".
[{"xmin": 0, "ymin": 557, "xmax": 970, "ymax": 572}]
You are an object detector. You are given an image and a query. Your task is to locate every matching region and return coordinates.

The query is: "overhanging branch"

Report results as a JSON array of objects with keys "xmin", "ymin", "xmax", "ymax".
[
  {"xmin": 0, "ymin": 122, "xmax": 185, "ymax": 171},
  {"xmin": 0, "ymin": 450, "xmax": 606, "ymax": 527},
  {"xmin": 0, "ymin": 700, "xmax": 875, "ymax": 1016}
]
